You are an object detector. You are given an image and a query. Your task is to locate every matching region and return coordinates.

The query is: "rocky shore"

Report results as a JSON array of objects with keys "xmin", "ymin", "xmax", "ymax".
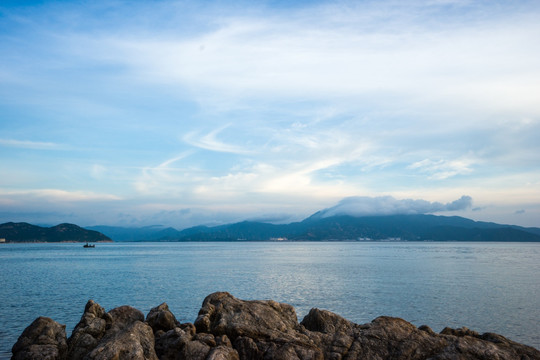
[{"xmin": 12, "ymin": 292, "xmax": 539, "ymax": 360}]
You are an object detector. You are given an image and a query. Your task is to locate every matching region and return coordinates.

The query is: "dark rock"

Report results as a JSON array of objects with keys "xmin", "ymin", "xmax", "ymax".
[
  {"xmin": 181, "ymin": 339, "xmax": 211, "ymax": 360},
  {"xmin": 194, "ymin": 292, "xmax": 300, "ymax": 337},
  {"xmin": 146, "ymin": 303, "xmax": 180, "ymax": 333},
  {"xmin": 194, "ymin": 333, "xmax": 217, "ymax": 348},
  {"xmin": 300, "ymin": 308, "xmax": 354, "ymax": 334},
  {"xmin": 148, "ymin": 302, "xmax": 235, "ymax": 360},
  {"xmin": 84, "ymin": 305, "xmax": 157, "ymax": 360},
  {"xmin": 107, "ymin": 305, "xmax": 145, "ymax": 329},
  {"xmin": 418, "ymin": 324, "xmax": 437, "ymax": 336},
  {"xmin": 67, "ymin": 300, "xmax": 111, "ymax": 360},
  {"xmin": 301, "ymin": 312, "xmax": 540, "ymax": 360},
  {"xmin": 195, "ymin": 292, "xmax": 322, "ymax": 359},
  {"xmin": 12, "ymin": 316, "xmax": 68, "ymax": 360},
  {"xmin": 154, "ymin": 327, "xmax": 192, "ymax": 359},
  {"xmin": 440, "ymin": 325, "xmax": 480, "ymax": 337},
  {"xmin": 438, "ymin": 326, "xmax": 540, "ymax": 359},
  {"xmin": 154, "ymin": 326, "xmax": 239, "ymax": 360},
  {"xmin": 206, "ymin": 345, "xmax": 239, "ymax": 360}
]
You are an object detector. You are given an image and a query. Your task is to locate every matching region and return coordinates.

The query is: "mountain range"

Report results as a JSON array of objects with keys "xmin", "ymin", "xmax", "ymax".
[{"xmin": 87, "ymin": 213, "xmax": 540, "ymax": 242}]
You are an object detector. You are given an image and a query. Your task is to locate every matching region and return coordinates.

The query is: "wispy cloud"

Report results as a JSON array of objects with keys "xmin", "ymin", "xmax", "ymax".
[
  {"xmin": 73, "ymin": 2, "xmax": 540, "ymax": 117},
  {"xmin": 0, "ymin": 139, "xmax": 62, "ymax": 150},
  {"xmin": 408, "ymin": 157, "xmax": 475, "ymax": 180},
  {"xmin": 134, "ymin": 151, "xmax": 196, "ymax": 194},
  {"xmin": 183, "ymin": 126, "xmax": 253, "ymax": 154},
  {"xmin": 1, "ymin": 189, "xmax": 122, "ymax": 202},
  {"xmin": 157, "ymin": 151, "xmax": 195, "ymax": 168}
]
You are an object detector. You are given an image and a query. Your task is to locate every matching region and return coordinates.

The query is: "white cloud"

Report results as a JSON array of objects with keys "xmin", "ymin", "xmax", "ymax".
[
  {"xmin": 72, "ymin": 2, "xmax": 540, "ymax": 120},
  {"xmin": 408, "ymin": 157, "xmax": 475, "ymax": 180},
  {"xmin": 315, "ymin": 195, "xmax": 473, "ymax": 218}
]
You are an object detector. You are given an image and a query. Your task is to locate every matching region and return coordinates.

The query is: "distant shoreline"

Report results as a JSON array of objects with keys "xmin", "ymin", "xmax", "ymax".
[
  {"xmin": 0, "ymin": 240, "xmax": 113, "ymax": 244},
  {"xmin": 4, "ymin": 239, "xmax": 540, "ymax": 243}
]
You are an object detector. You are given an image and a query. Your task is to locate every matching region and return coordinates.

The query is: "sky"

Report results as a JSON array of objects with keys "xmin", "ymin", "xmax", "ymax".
[{"xmin": 1, "ymin": 0, "xmax": 539, "ymax": 229}]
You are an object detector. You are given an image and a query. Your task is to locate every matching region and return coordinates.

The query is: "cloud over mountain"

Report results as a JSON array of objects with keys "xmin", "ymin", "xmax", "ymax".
[{"xmin": 314, "ymin": 196, "xmax": 473, "ymax": 219}]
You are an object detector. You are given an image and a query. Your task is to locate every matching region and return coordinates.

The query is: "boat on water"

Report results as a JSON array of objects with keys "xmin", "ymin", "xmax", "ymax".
[{"xmin": 83, "ymin": 242, "xmax": 95, "ymax": 248}]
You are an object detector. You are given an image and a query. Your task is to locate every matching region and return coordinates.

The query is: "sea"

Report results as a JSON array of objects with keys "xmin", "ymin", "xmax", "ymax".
[{"xmin": 0, "ymin": 241, "xmax": 539, "ymax": 358}]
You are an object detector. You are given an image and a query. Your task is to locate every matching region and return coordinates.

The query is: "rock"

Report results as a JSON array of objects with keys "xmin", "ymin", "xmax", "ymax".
[
  {"xmin": 194, "ymin": 292, "xmax": 299, "ymax": 337},
  {"xmin": 12, "ymin": 316, "xmax": 68, "ymax": 360},
  {"xmin": 418, "ymin": 324, "xmax": 437, "ymax": 336},
  {"xmin": 108, "ymin": 305, "xmax": 146, "ymax": 329},
  {"xmin": 438, "ymin": 326, "xmax": 540, "ymax": 360},
  {"xmin": 146, "ymin": 303, "xmax": 180, "ymax": 333},
  {"xmin": 148, "ymin": 301, "xmax": 238, "ymax": 360},
  {"xmin": 181, "ymin": 338, "xmax": 211, "ymax": 360},
  {"xmin": 300, "ymin": 308, "xmax": 354, "ymax": 334},
  {"xmin": 84, "ymin": 305, "xmax": 157, "ymax": 360},
  {"xmin": 67, "ymin": 300, "xmax": 111, "ymax": 360},
  {"xmin": 154, "ymin": 326, "xmax": 239, "ymax": 360},
  {"xmin": 440, "ymin": 325, "xmax": 480, "ymax": 337},
  {"xmin": 327, "ymin": 315, "xmax": 449, "ymax": 359},
  {"xmin": 154, "ymin": 327, "xmax": 191, "ymax": 359},
  {"xmin": 12, "ymin": 292, "xmax": 540, "ymax": 360},
  {"xmin": 195, "ymin": 292, "xmax": 322, "ymax": 360},
  {"xmin": 206, "ymin": 345, "xmax": 239, "ymax": 360},
  {"xmin": 301, "ymin": 311, "xmax": 540, "ymax": 360}
]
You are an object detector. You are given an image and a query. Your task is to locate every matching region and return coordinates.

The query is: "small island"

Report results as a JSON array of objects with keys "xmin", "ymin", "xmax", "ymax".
[
  {"xmin": 0, "ymin": 222, "xmax": 112, "ymax": 243},
  {"xmin": 12, "ymin": 292, "xmax": 540, "ymax": 359}
]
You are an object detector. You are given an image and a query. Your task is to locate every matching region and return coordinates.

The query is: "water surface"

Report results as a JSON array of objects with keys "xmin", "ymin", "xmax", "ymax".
[{"xmin": 0, "ymin": 241, "xmax": 538, "ymax": 358}]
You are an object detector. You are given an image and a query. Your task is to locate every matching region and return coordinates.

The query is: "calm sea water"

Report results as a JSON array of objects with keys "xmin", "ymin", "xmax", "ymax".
[{"xmin": 0, "ymin": 241, "xmax": 539, "ymax": 358}]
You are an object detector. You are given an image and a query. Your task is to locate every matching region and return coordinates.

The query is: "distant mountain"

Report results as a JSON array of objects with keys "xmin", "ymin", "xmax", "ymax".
[
  {"xmin": 86, "ymin": 225, "xmax": 182, "ymax": 242},
  {"xmin": 0, "ymin": 222, "xmax": 112, "ymax": 243},
  {"xmin": 172, "ymin": 214, "xmax": 540, "ymax": 242},
  {"xmin": 87, "ymin": 214, "xmax": 540, "ymax": 242}
]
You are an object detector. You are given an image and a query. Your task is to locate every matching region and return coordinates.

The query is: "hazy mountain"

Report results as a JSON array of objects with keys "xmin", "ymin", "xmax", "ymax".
[
  {"xmin": 86, "ymin": 225, "xmax": 182, "ymax": 242},
  {"xmin": 87, "ymin": 214, "xmax": 540, "ymax": 242},
  {"xmin": 0, "ymin": 222, "xmax": 112, "ymax": 243},
  {"xmin": 172, "ymin": 214, "xmax": 540, "ymax": 242}
]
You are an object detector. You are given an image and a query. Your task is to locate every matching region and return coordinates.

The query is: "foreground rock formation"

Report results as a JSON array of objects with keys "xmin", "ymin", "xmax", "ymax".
[{"xmin": 12, "ymin": 292, "xmax": 540, "ymax": 360}]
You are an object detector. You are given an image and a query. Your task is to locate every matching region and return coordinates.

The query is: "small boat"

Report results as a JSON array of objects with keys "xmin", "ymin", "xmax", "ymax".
[{"xmin": 83, "ymin": 242, "xmax": 95, "ymax": 248}]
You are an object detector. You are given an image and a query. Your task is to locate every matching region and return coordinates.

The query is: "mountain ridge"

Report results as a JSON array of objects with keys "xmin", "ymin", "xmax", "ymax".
[{"xmin": 87, "ymin": 214, "xmax": 540, "ymax": 242}]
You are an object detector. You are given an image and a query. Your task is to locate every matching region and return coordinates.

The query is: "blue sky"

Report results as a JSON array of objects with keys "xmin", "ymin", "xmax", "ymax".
[{"xmin": 1, "ymin": 0, "xmax": 539, "ymax": 228}]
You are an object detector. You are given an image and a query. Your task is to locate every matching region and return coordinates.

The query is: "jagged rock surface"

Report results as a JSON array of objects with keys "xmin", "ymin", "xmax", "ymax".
[
  {"xmin": 83, "ymin": 305, "xmax": 157, "ymax": 360},
  {"xmin": 67, "ymin": 300, "xmax": 111, "ymax": 360},
  {"xmin": 12, "ymin": 292, "xmax": 540, "ymax": 360},
  {"xmin": 195, "ymin": 292, "xmax": 321, "ymax": 359},
  {"xmin": 11, "ymin": 317, "xmax": 68, "ymax": 360}
]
